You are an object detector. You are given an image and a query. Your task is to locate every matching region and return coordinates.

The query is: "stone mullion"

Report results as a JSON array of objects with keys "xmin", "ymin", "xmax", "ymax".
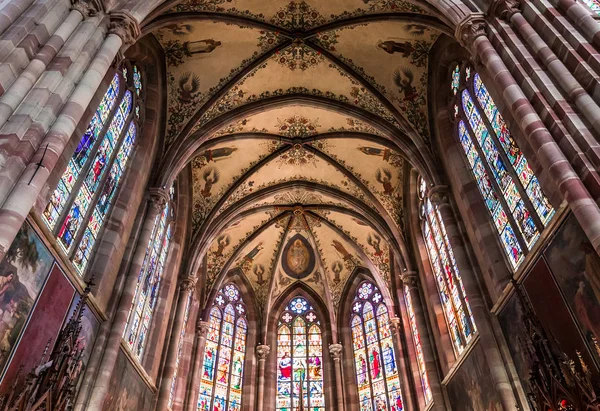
[
  {"xmin": 156, "ymin": 278, "xmax": 197, "ymax": 411},
  {"xmin": 0, "ymin": 11, "xmax": 140, "ymax": 262},
  {"xmin": 549, "ymin": 0, "xmax": 600, "ymax": 49},
  {"xmin": 388, "ymin": 316, "xmax": 417, "ymax": 411},
  {"xmin": 64, "ymin": 92, "xmax": 135, "ymax": 260},
  {"xmin": 185, "ymin": 320, "xmax": 210, "ymax": 411},
  {"xmin": 400, "ymin": 272, "xmax": 446, "ymax": 411},
  {"xmin": 467, "ymin": 77, "xmax": 545, "ymax": 232},
  {"xmin": 460, "ymin": 16, "xmax": 600, "ymax": 252},
  {"xmin": 329, "ymin": 344, "xmax": 344, "ymax": 411},
  {"xmin": 173, "ymin": 297, "xmax": 199, "ymax": 410},
  {"xmin": 0, "ymin": 15, "xmax": 104, "ymax": 204},
  {"xmin": 86, "ymin": 187, "xmax": 167, "ymax": 409},
  {"xmin": 428, "ymin": 184, "xmax": 516, "ymax": 409},
  {"xmin": 458, "ymin": 101, "xmax": 531, "ymax": 254},
  {"xmin": 255, "ymin": 344, "xmax": 270, "ymax": 411}
]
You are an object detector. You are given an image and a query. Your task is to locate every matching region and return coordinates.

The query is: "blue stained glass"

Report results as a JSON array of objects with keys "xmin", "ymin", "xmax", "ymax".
[
  {"xmin": 583, "ymin": 0, "xmax": 600, "ymax": 16},
  {"xmin": 43, "ymin": 74, "xmax": 120, "ymax": 229},
  {"xmin": 451, "ymin": 65, "xmax": 460, "ymax": 95},
  {"xmin": 134, "ymin": 65, "xmax": 142, "ymax": 96}
]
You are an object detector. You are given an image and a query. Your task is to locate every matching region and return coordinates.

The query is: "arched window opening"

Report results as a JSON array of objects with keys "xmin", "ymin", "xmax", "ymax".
[
  {"xmin": 123, "ymin": 185, "xmax": 175, "ymax": 359},
  {"xmin": 198, "ymin": 284, "xmax": 247, "ymax": 411},
  {"xmin": 169, "ymin": 292, "xmax": 193, "ymax": 408},
  {"xmin": 403, "ymin": 285, "xmax": 432, "ymax": 403},
  {"xmin": 42, "ymin": 64, "xmax": 145, "ymax": 274},
  {"xmin": 277, "ymin": 296, "xmax": 325, "ymax": 411},
  {"xmin": 351, "ymin": 281, "xmax": 404, "ymax": 411},
  {"xmin": 451, "ymin": 64, "xmax": 554, "ymax": 269},
  {"xmin": 418, "ymin": 177, "xmax": 476, "ymax": 355}
]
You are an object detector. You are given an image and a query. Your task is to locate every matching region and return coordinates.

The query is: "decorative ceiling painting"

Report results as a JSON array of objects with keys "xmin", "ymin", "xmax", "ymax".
[{"xmin": 147, "ymin": 0, "xmax": 447, "ymax": 315}]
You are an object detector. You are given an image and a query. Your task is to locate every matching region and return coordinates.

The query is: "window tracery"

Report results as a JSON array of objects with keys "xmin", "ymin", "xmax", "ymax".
[
  {"xmin": 418, "ymin": 179, "xmax": 476, "ymax": 355},
  {"xmin": 123, "ymin": 185, "xmax": 175, "ymax": 359},
  {"xmin": 351, "ymin": 281, "xmax": 404, "ymax": 411},
  {"xmin": 42, "ymin": 64, "xmax": 144, "ymax": 274},
  {"xmin": 277, "ymin": 296, "xmax": 325, "ymax": 411},
  {"xmin": 450, "ymin": 64, "xmax": 554, "ymax": 269},
  {"xmin": 198, "ymin": 284, "xmax": 247, "ymax": 411}
]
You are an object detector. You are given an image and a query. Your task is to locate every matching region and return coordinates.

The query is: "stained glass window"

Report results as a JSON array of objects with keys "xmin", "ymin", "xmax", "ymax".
[
  {"xmin": 169, "ymin": 293, "xmax": 193, "ymax": 408},
  {"xmin": 418, "ymin": 177, "xmax": 476, "ymax": 355},
  {"xmin": 582, "ymin": 0, "xmax": 600, "ymax": 15},
  {"xmin": 277, "ymin": 296, "xmax": 325, "ymax": 411},
  {"xmin": 198, "ymin": 284, "xmax": 247, "ymax": 411},
  {"xmin": 351, "ymin": 281, "xmax": 404, "ymax": 411},
  {"xmin": 403, "ymin": 286, "xmax": 432, "ymax": 403},
  {"xmin": 42, "ymin": 64, "xmax": 145, "ymax": 274},
  {"xmin": 451, "ymin": 64, "xmax": 554, "ymax": 270},
  {"xmin": 123, "ymin": 185, "xmax": 175, "ymax": 359}
]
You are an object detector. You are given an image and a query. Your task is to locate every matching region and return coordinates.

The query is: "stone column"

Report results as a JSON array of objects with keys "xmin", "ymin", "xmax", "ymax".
[
  {"xmin": 455, "ymin": 14, "xmax": 600, "ymax": 253},
  {"xmin": 185, "ymin": 320, "xmax": 210, "ymax": 411},
  {"xmin": 255, "ymin": 344, "xmax": 270, "ymax": 411},
  {"xmin": 401, "ymin": 271, "xmax": 446, "ymax": 411},
  {"xmin": 157, "ymin": 278, "xmax": 197, "ymax": 411},
  {"xmin": 389, "ymin": 317, "xmax": 417, "ymax": 411},
  {"xmin": 0, "ymin": 11, "xmax": 140, "ymax": 262},
  {"xmin": 0, "ymin": 0, "xmax": 36, "ymax": 39},
  {"xmin": 428, "ymin": 185, "xmax": 515, "ymax": 409},
  {"xmin": 329, "ymin": 344, "xmax": 344, "ymax": 411},
  {"xmin": 86, "ymin": 188, "xmax": 168, "ymax": 410}
]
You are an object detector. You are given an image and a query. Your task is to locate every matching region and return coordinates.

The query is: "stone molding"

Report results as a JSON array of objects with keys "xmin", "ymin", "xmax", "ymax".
[
  {"xmin": 389, "ymin": 316, "xmax": 402, "ymax": 336},
  {"xmin": 401, "ymin": 271, "xmax": 419, "ymax": 289},
  {"xmin": 70, "ymin": 0, "xmax": 104, "ymax": 17},
  {"xmin": 427, "ymin": 185, "xmax": 451, "ymax": 207},
  {"xmin": 329, "ymin": 343, "xmax": 343, "ymax": 359},
  {"xmin": 108, "ymin": 10, "xmax": 141, "ymax": 48},
  {"xmin": 488, "ymin": 0, "xmax": 521, "ymax": 21},
  {"xmin": 197, "ymin": 320, "xmax": 210, "ymax": 337},
  {"xmin": 148, "ymin": 187, "xmax": 170, "ymax": 213},
  {"xmin": 180, "ymin": 277, "xmax": 197, "ymax": 292},
  {"xmin": 455, "ymin": 13, "xmax": 487, "ymax": 57}
]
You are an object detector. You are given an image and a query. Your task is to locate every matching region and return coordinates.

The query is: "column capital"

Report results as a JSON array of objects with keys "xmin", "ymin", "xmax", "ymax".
[
  {"xmin": 256, "ymin": 344, "xmax": 270, "ymax": 360},
  {"xmin": 329, "ymin": 343, "xmax": 343, "ymax": 359},
  {"xmin": 147, "ymin": 187, "xmax": 169, "ymax": 213},
  {"xmin": 455, "ymin": 14, "xmax": 487, "ymax": 55},
  {"xmin": 427, "ymin": 185, "xmax": 451, "ymax": 207},
  {"xmin": 70, "ymin": 0, "xmax": 104, "ymax": 18},
  {"xmin": 180, "ymin": 277, "xmax": 197, "ymax": 293},
  {"xmin": 108, "ymin": 10, "xmax": 140, "ymax": 48},
  {"xmin": 488, "ymin": 0, "xmax": 521, "ymax": 21},
  {"xmin": 197, "ymin": 320, "xmax": 210, "ymax": 337},
  {"xmin": 389, "ymin": 316, "xmax": 402, "ymax": 335},
  {"xmin": 401, "ymin": 271, "xmax": 419, "ymax": 289}
]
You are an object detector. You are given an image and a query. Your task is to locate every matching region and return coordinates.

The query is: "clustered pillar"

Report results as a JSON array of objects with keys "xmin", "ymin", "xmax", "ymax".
[
  {"xmin": 185, "ymin": 320, "xmax": 210, "ymax": 411},
  {"xmin": 255, "ymin": 344, "xmax": 270, "ymax": 411},
  {"xmin": 329, "ymin": 343, "xmax": 344, "ymax": 411}
]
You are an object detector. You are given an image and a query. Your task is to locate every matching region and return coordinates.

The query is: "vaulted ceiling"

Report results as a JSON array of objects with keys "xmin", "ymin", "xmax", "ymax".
[{"xmin": 144, "ymin": 0, "xmax": 451, "ymax": 318}]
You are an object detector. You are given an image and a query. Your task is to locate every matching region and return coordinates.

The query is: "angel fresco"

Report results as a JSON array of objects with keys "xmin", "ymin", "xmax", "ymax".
[
  {"xmin": 393, "ymin": 68, "xmax": 418, "ymax": 102},
  {"xmin": 377, "ymin": 40, "xmax": 413, "ymax": 57}
]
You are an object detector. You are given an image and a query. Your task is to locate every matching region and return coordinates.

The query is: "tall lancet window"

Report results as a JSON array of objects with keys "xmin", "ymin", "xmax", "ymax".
[
  {"xmin": 277, "ymin": 296, "xmax": 325, "ymax": 411},
  {"xmin": 123, "ymin": 185, "xmax": 175, "ymax": 359},
  {"xmin": 418, "ymin": 178, "xmax": 476, "ymax": 354},
  {"xmin": 351, "ymin": 281, "xmax": 403, "ymax": 411},
  {"xmin": 198, "ymin": 284, "xmax": 247, "ymax": 411},
  {"xmin": 42, "ymin": 64, "xmax": 144, "ymax": 274},
  {"xmin": 451, "ymin": 64, "xmax": 554, "ymax": 269}
]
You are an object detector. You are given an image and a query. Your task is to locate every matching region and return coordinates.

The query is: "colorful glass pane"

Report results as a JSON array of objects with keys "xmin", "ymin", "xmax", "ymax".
[
  {"xmin": 451, "ymin": 65, "xmax": 460, "ymax": 95},
  {"xmin": 351, "ymin": 281, "xmax": 403, "ymax": 411},
  {"xmin": 134, "ymin": 65, "xmax": 142, "ymax": 95},
  {"xmin": 43, "ymin": 74, "xmax": 120, "ymax": 228},
  {"xmin": 277, "ymin": 297, "xmax": 324, "ymax": 411},
  {"xmin": 198, "ymin": 284, "xmax": 247, "ymax": 411},
  {"xmin": 583, "ymin": 0, "xmax": 600, "ymax": 14},
  {"xmin": 473, "ymin": 74, "xmax": 554, "ymax": 225},
  {"xmin": 404, "ymin": 286, "xmax": 432, "ymax": 403}
]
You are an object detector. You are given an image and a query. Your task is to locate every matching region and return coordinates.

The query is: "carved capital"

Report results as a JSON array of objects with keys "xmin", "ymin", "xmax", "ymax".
[
  {"xmin": 256, "ymin": 344, "xmax": 270, "ymax": 360},
  {"xmin": 455, "ymin": 14, "xmax": 487, "ymax": 55},
  {"xmin": 488, "ymin": 0, "xmax": 521, "ymax": 21},
  {"xmin": 389, "ymin": 317, "xmax": 402, "ymax": 335},
  {"xmin": 108, "ymin": 10, "xmax": 140, "ymax": 48},
  {"xmin": 197, "ymin": 320, "xmax": 210, "ymax": 337},
  {"xmin": 70, "ymin": 0, "xmax": 103, "ymax": 17},
  {"xmin": 147, "ymin": 187, "xmax": 169, "ymax": 213},
  {"xmin": 180, "ymin": 277, "xmax": 197, "ymax": 293},
  {"xmin": 401, "ymin": 271, "xmax": 419, "ymax": 289},
  {"xmin": 329, "ymin": 344, "xmax": 343, "ymax": 359},
  {"xmin": 427, "ymin": 185, "xmax": 451, "ymax": 207}
]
